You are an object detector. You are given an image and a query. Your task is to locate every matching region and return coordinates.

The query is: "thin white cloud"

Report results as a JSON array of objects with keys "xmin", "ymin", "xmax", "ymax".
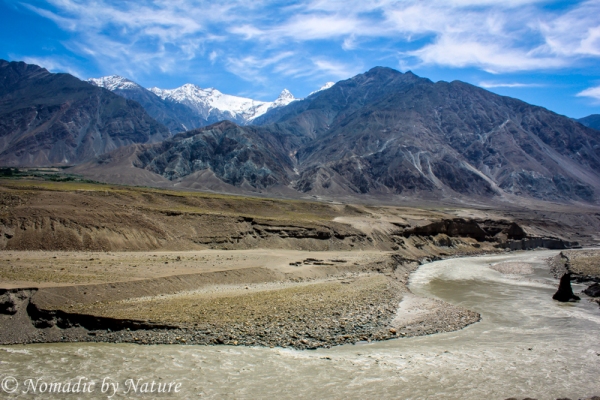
[
  {"xmin": 377, "ymin": 1, "xmax": 577, "ymax": 72},
  {"xmin": 410, "ymin": 36, "xmax": 568, "ymax": 73},
  {"xmin": 228, "ymin": 53, "xmax": 359, "ymax": 88},
  {"xmin": 577, "ymin": 85, "xmax": 600, "ymax": 100},
  {"xmin": 479, "ymin": 81, "xmax": 544, "ymax": 88},
  {"xmin": 342, "ymin": 35, "xmax": 358, "ymax": 51},
  {"xmin": 225, "ymin": 52, "xmax": 296, "ymax": 83},
  {"xmin": 266, "ymin": 14, "xmax": 374, "ymax": 41},
  {"xmin": 539, "ymin": 0, "xmax": 600, "ymax": 57},
  {"xmin": 225, "ymin": 0, "xmax": 600, "ymax": 72},
  {"xmin": 23, "ymin": 0, "xmax": 240, "ymax": 77},
  {"xmin": 311, "ymin": 59, "xmax": 362, "ymax": 79}
]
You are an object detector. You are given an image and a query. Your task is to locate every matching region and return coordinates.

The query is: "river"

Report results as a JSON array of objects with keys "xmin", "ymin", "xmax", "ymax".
[{"xmin": 1, "ymin": 250, "xmax": 599, "ymax": 399}]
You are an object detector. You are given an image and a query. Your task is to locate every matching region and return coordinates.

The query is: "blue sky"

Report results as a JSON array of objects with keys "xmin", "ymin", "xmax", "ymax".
[{"xmin": 1, "ymin": 0, "xmax": 599, "ymax": 118}]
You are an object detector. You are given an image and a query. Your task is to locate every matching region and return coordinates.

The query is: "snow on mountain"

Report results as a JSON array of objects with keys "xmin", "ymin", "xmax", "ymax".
[
  {"xmin": 272, "ymin": 89, "xmax": 296, "ymax": 107},
  {"xmin": 149, "ymin": 84, "xmax": 297, "ymax": 124},
  {"xmin": 248, "ymin": 89, "xmax": 297, "ymax": 121},
  {"xmin": 88, "ymin": 75, "xmax": 310, "ymax": 126},
  {"xmin": 309, "ymin": 82, "xmax": 335, "ymax": 96},
  {"xmin": 88, "ymin": 75, "xmax": 142, "ymax": 91}
]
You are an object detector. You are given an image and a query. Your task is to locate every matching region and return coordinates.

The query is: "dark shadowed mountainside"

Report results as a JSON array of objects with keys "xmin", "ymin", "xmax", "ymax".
[
  {"xmin": 577, "ymin": 114, "xmax": 600, "ymax": 130},
  {"xmin": 0, "ymin": 60, "xmax": 169, "ymax": 166},
  {"xmin": 67, "ymin": 67, "xmax": 600, "ymax": 204}
]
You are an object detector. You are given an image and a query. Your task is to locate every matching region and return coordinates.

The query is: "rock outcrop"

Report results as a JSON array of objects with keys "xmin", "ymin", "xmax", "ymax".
[
  {"xmin": 552, "ymin": 273, "xmax": 581, "ymax": 302},
  {"xmin": 132, "ymin": 120, "xmax": 304, "ymax": 188},
  {"xmin": 583, "ymin": 283, "xmax": 600, "ymax": 297}
]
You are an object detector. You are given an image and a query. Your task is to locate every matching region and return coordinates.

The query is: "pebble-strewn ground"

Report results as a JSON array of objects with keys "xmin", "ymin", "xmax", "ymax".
[
  {"xmin": 1, "ymin": 271, "xmax": 480, "ymax": 349},
  {"xmin": 564, "ymin": 250, "xmax": 600, "ymax": 277},
  {"xmin": 548, "ymin": 249, "xmax": 600, "ymax": 279},
  {"xmin": 73, "ymin": 275, "xmax": 408, "ymax": 349},
  {"xmin": 490, "ymin": 262, "xmax": 534, "ymax": 275}
]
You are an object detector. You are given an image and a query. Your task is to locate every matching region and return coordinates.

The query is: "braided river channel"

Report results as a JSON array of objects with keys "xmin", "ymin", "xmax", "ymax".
[{"xmin": 1, "ymin": 250, "xmax": 599, "ymax": 399}]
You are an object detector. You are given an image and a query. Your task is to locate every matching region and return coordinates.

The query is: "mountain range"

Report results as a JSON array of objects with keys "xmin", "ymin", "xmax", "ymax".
[
  {"xmin": 88, "ymin": 75, "xmax": 306, "ymax": 133},
  {"xmin": 1, "ymin": 59, "xmax": 599, "ymax": 204},
  {"xmin": 79, "ymin": 67, "xmax": 600, "ymax": 204}
]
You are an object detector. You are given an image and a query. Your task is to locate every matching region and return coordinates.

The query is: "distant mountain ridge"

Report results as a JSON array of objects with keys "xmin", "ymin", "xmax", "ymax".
[
  {"xmin": 577, "ymin": 114, "xmax": 600, "ymax": 130},
  {"xmin": 89, "ymin": 75, "xmax": 300, "ymax": 133},
  {"xmin": 79, "ymin": 67, "xmax": 600, "ymax": 204},
  {"xmin": 0, "ymin": 60, "xmax": 169, "ymax": 167},
  {"xmin": 88, "ymin": 75, "xmax": 207, "ymax": 134},
  {"xmin": 3, "ymin": 59, "xmax": 598, "ymax": 204}
]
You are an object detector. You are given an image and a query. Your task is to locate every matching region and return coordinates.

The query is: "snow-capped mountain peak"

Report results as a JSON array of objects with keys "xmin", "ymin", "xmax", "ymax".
[
  {"xmin": 149, "ymin": 84, "xmax": 269, "ymax": 120},
  {"xmin": 273, "ymin": 89, "xmax": 296, "ymax": 107},
  {"xmin": 88, "ymin": 75, "xmax": 141, "ymax": 91},
  {"xmin": 309, "ymin": 82, "xmax": 335, "ymax": 96}
]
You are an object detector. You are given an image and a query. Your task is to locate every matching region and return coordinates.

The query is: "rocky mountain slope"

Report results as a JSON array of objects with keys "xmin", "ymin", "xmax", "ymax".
[
  {"xmin": 578, "ymin": 114, "xmax": 600, "ymax": 130},
  {"xmin": 0, "ymin": 60, "xmax": 169, "ymax": 167},
  {"xmin": 134, "ymin": 120, "xmax": 299, "ymax": 189},
  {"xmin": 88, "ymin": 75, "xmax": 207, "ymax": 134},
  {"xmin": 266, "ymin": 67, "xmax": 600, "ymax": 202},
  {"xmin": 78, "ymin": 67, "xmax": 600, "ymax": 204}
]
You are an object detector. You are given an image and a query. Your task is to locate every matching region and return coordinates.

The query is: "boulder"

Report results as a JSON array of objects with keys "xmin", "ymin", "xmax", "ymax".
[
  {"xmin": 552, "ymin": 273, "xmax": 581, "ymax": 302},
  {"xmin": 583, "ymin": 283, "xmax": 600, "ymax": 297}
]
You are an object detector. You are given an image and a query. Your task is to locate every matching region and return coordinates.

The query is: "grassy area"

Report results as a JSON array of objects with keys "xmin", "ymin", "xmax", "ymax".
[{"xmin": 0, "ymin": 167, "xmax": 101, "ymax": 184}]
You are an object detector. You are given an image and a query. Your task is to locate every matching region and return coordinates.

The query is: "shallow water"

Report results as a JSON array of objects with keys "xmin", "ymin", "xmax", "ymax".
[{"xmin": 1, "ymin": 250, "xmax": 599, "ymax": 399}]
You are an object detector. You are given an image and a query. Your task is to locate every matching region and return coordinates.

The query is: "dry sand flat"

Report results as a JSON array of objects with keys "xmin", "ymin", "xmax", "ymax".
[
  {"xmin": 0, "ymin": 249, "xmax": 392, "ymax": 289},
  {"xmin": 70, "ymin": 274, "xmax": 406, "ymax": 348},
  {"xmin": 67, "ymin": 273, "xmax": 478, "ymax": 349},
  {"xmin": 392, "ymin": 293, "xmax": 479, "ymax": 336}
]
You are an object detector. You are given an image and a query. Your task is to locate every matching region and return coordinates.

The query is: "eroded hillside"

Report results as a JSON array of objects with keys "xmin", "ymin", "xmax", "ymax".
[{"xmin": 0, "ymin": 179, "xmax": 593, "ymax": 255}]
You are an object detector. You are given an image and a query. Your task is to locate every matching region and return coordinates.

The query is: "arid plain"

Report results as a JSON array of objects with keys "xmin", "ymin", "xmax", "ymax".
[{"xmin": 1, "ymin": 175, "xmax": 599, "ymax": 350}]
